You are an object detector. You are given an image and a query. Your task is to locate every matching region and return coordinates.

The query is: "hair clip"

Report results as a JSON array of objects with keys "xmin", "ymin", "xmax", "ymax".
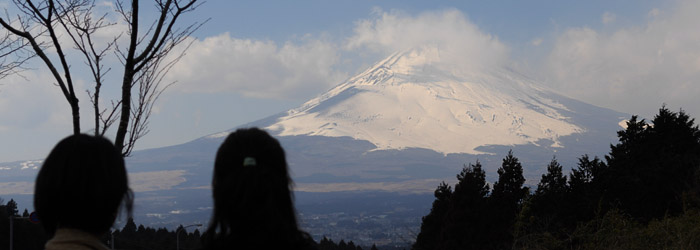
[{"xmin": 243, "ymin": 157, "xmax": 257, "ymax": 167}]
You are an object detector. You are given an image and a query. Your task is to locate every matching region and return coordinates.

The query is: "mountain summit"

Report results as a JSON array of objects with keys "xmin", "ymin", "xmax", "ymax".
[{"xmin": 267, "ymin": 47, "xmax": 586, "ymax": 155}]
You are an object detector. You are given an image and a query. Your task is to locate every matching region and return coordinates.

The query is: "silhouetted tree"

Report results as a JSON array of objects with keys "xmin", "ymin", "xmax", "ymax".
[
  {"xmin": 516, "ymin": 157, "xmax": 569, "ymax": 245},
  {"xmin": 535, "ymin": 157, "xmax": 567, "ymax": 198},
  {"xmin": 0, "ymin": 198, "xmax": 48, "ymax": 250},
  {"xmin": 347, "ymin": 241, "xmax": 357, "ymax": 250},
  {"xmin": 534, "ymin": 158, "xmax": 567, "ymax": 217},
  {"xmin": 413, "ymin": 182, "xmax": 452, "ymax": 250},
  {"xmin": 489, "ymin": 150, "xmax": 529, "ymax": 249},
  {"xmin": 316, "ymin": 237, "xmax": 365, "ymax": 250},
  {"xmin": 604, "ymin": 107, "xmax": 700, "ymax": 221},
  {"xmin": 439, "ymin": 161, "xmax": 490, "ymax": 249},
  {"xmin": 568, "ymin": 155, "xmax": 605, "ymax": 192},
  {"xmin": 567, "ymin": 155, "xmax": 606, "ymax": 224},
  {"xmin": 319, "ymin": 237, "xmax": 335, "ymax": 250},
  {"xmin": 412, "ymin": 106, "xmax": 700, "ymax": 250},
  {"xmin": 122, "ymin": 217, "xmax": 137, "ymax": 236},
  {"xmin": 0, "ymin": 0, "xmax": 203, "ymax": 156},
  {"xmin": 6, "ymin": 198, "xmax": 18, "ymax": 216}
]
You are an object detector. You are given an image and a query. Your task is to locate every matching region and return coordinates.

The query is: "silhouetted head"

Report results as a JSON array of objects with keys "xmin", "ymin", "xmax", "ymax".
[
  {"xmin": 34, "ymin": 134, "xmax": 133, "ymax": 236},
  {"xmin": 205, "ymin": 128, "xmax": 311, "ymax": 249}
]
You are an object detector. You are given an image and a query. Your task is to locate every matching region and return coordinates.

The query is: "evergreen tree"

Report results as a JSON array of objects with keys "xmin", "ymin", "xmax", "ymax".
[
  {"xmin": 0, "ymin": 199, "xmax": 48, "ymax": 250},
  {"xmin": 489, "ymin": 150, "xmax": 529, "ymax": 249},
  {"xmin": 605, "ymin": 107, "xmax": 700, "ymax": 220},
  {"xmin": 22, "ymin": 208, "xmax": 29, "ymax": 217},
  {"xmin": 155, "ymin": 227, "xmax": 172, "ymax": 249},
  {"xmin": 533, "ymin": 158, "xmax": 567, "ymax": 218},
  {"xmin": 492, "ymin": 151, "xmax": 528, "ymax": 203},
  {"xmin": 413, "ymin": 182, "xmax": 452, "ymax": 250},
  {"xmin": 122, "ymin": 217, "xmax": 137, "ymax": 237},
  {"xmin": 371, "ymin": 244, "xmax": 379, "ymax": 250},
  {"xmin": 6, "ymin": 199, "xmax": 18, "ymax": 216},
  {"xmin": 568, "ymin": 155, "xmax": 605, "ymax": 191},
  {"xmin": 567, "ymin": 155, "xmax": 606, "ymax": 224},
  {"xmin": 523, "ymin": 157, "xmax": 569, "ymax": 238},
  {"xmin": 347, "ymin": 240, "xmax": 356, "ymax": 250},
  {"xmin": 439, "ymin": 161, "xmax": 490, "ymax": 249},
  {"xmin": 319, "ymin": 237, "xmax": 335, "ymax": 250},
  {"xmin": 193, "ymin": 229, "xmax": 201, "ymax": 240},
  {"xmin": 411, "ymin": 106, "xmax": 700, "ymax": 250},
  {"xmin": 535, "ymin": 157, "xmax": 567, "ymax": 198}
]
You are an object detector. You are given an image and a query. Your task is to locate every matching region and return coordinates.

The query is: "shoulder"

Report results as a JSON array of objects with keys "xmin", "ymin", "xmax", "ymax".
[{"xmin": 45, "ymin": 228, "xmax": 109, "ymax": 250}]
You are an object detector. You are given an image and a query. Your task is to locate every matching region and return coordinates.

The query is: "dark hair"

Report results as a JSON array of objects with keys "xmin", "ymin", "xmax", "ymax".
[
  {"xmin": 34, "ymin": 134, "xmax": 133, "ymax": 236},
  {"xmin": 204, "ymin": 128, "xmax": 313, "ymax": 249}
]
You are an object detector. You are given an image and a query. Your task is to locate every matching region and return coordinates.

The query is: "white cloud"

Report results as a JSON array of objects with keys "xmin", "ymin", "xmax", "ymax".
[
  {"xmin": 166, "ymin": 9, "xmax": 510, "ymax": 100},
  {"xmin": 345, "ymin": 8, "xmax": 509, "ymax": 69},
  {"xmin": 166, "ymin": 33, "xmax": 347, "ymax": 100},
  {"xmin": 602, "ymin": 12, "xmax": 617, "ymax": 24},
  {"xmin": 0, "ymin": 72, "xmax": 77, "ymax": 161},
  {"xmin": 0, "ymin": 73, "xmax": 71, "ymax": 130},
  {"xmin": 545, "ymin": 0, "xmax": 700, "ymax": 118}
]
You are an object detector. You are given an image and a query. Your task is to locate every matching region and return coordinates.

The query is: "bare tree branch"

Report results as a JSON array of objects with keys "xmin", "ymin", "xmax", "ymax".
[
  {"xmin": 114, "ymin": 0, "xmax": 201, "ymax": 156},
  {"xmin": 0, "ymin": 33, "xmax": 33, "ymax": 79},
  {"xmin": 1, "ymin": 0, "xmax": 204, "ymax": 156},
  {"xmin": 54, "ymin": 0, "xmax": 119, "ymax": 135},
  {"xmin": 0, "ymin": 3, "xmax": 81, "ymax": 134}
]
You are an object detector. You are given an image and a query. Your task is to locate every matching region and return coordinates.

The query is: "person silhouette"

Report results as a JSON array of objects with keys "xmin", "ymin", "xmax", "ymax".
[
  {"xmin": 203, "ymin": 128, "xmax": 316, "ymax": 249},
  {"xmin": 34, "ymin": 134, "xmax": 133, "ymax": 250}
]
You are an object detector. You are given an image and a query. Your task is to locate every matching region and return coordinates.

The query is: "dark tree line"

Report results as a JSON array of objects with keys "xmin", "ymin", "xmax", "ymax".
[
  {"xmin": 413, "ymin": 106, "xmax": 700, "ymax": 250},
  {"xmin": 0, "ymin": 198, "xmax": 48, "ymax": 250},
  {"xmin": 2, "ymin": 198, "xmax": 388, "ymax": 250},
  {"xmin": 105, "ymin": 218, "xmax": 202, "ymax": 250},
  {"xmin": 0, "ymin": 200, "xmax": 202, "ymax": 250},
  {"xmin": 318, "ymin": 236, "xmax": 379, "ymax": 250},
  {"xmin": 414, "ymin": 152, "xmax": 530, "ymax": 250}
]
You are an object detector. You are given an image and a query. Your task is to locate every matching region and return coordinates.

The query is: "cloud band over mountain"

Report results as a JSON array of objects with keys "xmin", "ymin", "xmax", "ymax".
[{"xmin": 168, "ymin": 2, "xmax": 700, "ymax": 120}]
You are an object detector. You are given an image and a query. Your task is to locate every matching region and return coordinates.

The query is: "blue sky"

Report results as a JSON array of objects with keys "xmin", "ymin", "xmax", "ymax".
[{"xmin": 1, "ymin": 0, "xmax": 698, "ymax": 162}]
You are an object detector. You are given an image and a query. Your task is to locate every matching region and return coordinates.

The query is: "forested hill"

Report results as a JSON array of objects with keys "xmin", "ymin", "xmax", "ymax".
[{"xmin": 413, "ymin": 106, "xmax": 700, "ymax": 250}]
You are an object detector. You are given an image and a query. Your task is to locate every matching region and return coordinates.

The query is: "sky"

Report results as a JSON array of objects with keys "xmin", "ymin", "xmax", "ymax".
[{"xmin": 1, "ymin": 0, "xmax": 699, "ymax": 163}]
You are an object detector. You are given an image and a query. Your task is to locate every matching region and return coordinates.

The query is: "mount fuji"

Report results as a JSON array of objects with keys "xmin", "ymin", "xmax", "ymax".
[
  {"xmin": 210, "ymin": 47, "xmax": 628, "ymax": 185},
  {"xmin": 270, "ymin": 47, "xmax": 583, "ymax": 155}
]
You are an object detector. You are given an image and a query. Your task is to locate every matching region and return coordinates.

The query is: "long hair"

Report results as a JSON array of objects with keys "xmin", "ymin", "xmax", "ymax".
[
  {"xmin": 34, "ymin": 134, "xmax": 133, "ymax": 236},
  {"xmin": 204, "ymin": 128, "xmax": 312, "ymax": 249}
]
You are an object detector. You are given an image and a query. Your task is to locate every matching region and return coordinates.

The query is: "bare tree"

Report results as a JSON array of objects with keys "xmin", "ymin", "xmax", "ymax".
[
  {"xmin": 0, "ymin": 27, "xmax": 33, "ymax": 79},
  {"xmin": 0, "ymin": 0, "xmax": 204, "ymax": 156}
]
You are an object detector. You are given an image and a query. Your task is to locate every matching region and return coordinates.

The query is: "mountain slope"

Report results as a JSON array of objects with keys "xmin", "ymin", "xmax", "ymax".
[{"xmin": 266, "ymin": 47, "xmax": 589, "ymax": 155}]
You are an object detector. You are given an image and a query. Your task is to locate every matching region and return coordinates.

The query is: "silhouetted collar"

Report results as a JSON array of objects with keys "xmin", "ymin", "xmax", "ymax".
[{"xmin": 45, "ymin": 228, "xmax": 109, "ymax": 250}]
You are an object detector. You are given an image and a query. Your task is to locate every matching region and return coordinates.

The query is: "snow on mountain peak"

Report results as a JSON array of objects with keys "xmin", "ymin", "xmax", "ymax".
[{"xmin": 266, "ymin": 47, "xmax": 584, "ymax": 155}]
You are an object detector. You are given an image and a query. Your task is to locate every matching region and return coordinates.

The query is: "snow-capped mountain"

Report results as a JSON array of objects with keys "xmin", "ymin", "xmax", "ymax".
[
  {"xmin": 267, "ymin": 47, "xmax": 592, "ymax": 155},
  {"xmin": 204, "ymin": 46, "xmax": 628, "ymax": 184}
]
